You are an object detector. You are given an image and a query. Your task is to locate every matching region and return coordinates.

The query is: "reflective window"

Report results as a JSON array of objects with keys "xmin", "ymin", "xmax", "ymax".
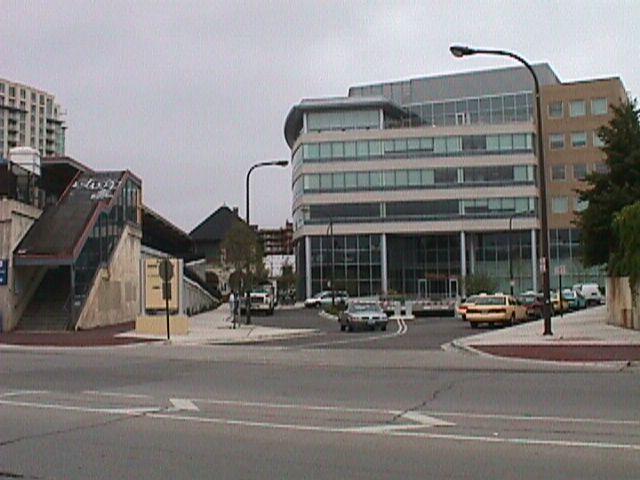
[
  {"xmin": 551, "ymin": 165, "xmax": 566, "ymax": 181},
  {"xmin": 571, "ymin": 132, "xmax": 587, "ymax": 148},
  {"xmin": 573, "ymin": 164, "xmax": 587, "ymax": 181},
  {"xmin": 591, "ymin": 98, "xmax": 608, "ymax": 115},
  {"xmin": 552, "ymin": 196, "xmax": 569, "ymax": 213},
  {"xmin": 548, "ymin": 101, "xmax": 563, "ymax": 118},
  {"xmin": 569, "ymin": 100, "xmax": 586, "ymax": 117},
  {"xmin": 593, "ymin": 131, "xmax": 605, "ymax": 148},
  {"xmin": 549, "ymin": 134, "xmax": 564, "ymax": 149},
  {"xmin": 575, "ymin": 198, "xmax": 589, "ymax": 212}
]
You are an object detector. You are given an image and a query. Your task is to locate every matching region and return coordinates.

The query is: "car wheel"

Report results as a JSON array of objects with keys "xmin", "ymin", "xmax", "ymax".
[
  {"xmin": 470, "ymin": 322, "xmax": 478, "ymax": 329},
  {"xmin": 381, "ymin": 324, "xmax": 387, "ymax": 331},
  {"xmin": 340, "ymin": 324, "xmax": 346, "ymax": 332},
  {"xmin": 347, "ymin": 324, "xmax": 354, "ymax": 332},
  {"xmin": 508, "ymin": 313, "xmax": 515, "ymax": 326}
]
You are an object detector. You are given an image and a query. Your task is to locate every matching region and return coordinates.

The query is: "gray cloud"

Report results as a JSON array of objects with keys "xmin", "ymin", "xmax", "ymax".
[{"xmin": 2, "ymin": 0, "xmax": 639, "ymax": 231}]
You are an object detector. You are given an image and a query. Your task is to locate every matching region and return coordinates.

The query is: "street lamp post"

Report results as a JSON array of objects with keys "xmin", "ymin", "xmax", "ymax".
[
  {"xmin": 244, "ymin": 159, "xmax": 289, "ymax": 325},
  {"xmin": 450, "ymin": 45, "xmax": 552, "ymax": 335}
]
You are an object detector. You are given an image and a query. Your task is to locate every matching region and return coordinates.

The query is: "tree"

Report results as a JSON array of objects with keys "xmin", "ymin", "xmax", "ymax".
[
  {"xmin": 276, "ymin": 261, "xmax": 296, "ymax": 292},
  {"xmin": 220, "ymin": 222, "xmax": 266, "ymax": 285},
  {"xmin": 612, "ymin": 202, "xmax": 640, "ymax": 290},
  {"xmin": 464, "ymin": 273, "xmax": 498, "ymax": 296},
  {"xmin": 576, "ymin": 100, "xmax": 640, "ymax": 271}
]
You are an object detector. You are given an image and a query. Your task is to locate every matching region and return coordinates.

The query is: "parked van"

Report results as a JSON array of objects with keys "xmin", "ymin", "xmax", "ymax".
[{"xmin": 573, "ymin": 283, "xmax": 604, "ymax": 306}]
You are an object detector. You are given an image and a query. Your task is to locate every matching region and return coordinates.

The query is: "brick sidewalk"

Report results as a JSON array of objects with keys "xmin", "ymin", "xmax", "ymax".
[{"xmin": 472, "ymin": 344, "xmax": 640, "ymax": 362}]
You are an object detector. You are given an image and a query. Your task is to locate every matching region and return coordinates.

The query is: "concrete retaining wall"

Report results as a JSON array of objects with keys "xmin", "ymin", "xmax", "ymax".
[
  {"xmin": 0, "ymin": 199, "xmax": 42, "ymax": 331},
  {"xmin": 183, "ymin": 277, "xmax": 218, "ymax": 315},
  {"xmin": 606, "ymin": 277, "xmax": 640, "ymax": 330},
  {"xmin": 76, "ymin": 224, "xmax": 142, "ymax": 330}
]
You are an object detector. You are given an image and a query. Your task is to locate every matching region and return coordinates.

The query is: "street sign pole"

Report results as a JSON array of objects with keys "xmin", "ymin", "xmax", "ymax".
[{"xmin": 159, "ymin": 259, "xmax": 174, "ymax": 341}]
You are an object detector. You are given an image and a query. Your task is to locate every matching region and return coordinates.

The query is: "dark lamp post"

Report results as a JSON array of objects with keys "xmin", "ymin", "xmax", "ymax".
[
  {"xmin": 244, "ymin": 159, "xmax": 289, "ymax": 324},
  {"xmin": 450, "ymin": 44, "xmax": 552, "ymax": 335}
]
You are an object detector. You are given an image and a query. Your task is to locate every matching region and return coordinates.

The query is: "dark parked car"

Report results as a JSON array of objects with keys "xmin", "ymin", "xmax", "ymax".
[{"xmin": 517, "ymin": 292, "xmax": 544, "ymax": 320}]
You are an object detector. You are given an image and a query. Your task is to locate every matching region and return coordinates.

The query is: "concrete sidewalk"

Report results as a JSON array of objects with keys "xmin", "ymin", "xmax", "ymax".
[
  {"xmin": 0, "ymin": 305, "xmax": 318, "ymax": 348},
  {"xmin": 450, "ymin": 305, "xmax": 640, "ymax": 362},
  {"xmin": 118, "ymin": 305, "xmax": 318, "ymax": 346}
]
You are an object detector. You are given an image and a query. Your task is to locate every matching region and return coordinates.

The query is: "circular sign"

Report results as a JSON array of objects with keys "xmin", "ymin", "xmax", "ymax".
[{"xmin": 158, "ymin": 259, "xmax": 174, "ymax": 281}]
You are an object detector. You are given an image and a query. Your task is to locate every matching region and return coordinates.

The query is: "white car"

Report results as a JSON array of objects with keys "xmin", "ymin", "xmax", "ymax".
[
  {"xmin": 572, "ymin": 283, "xmax": 604, "ymax": 306},
  {"xmin": 338, "ymin": 301, "xmax": 388, "ymax": 332},
  {"xmin": 304, "ymin": 291, "xmax": 348, "ymax": 308}
]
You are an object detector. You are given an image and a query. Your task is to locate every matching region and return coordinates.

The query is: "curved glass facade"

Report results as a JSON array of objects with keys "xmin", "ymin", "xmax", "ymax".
[
  {"xmin": 292, "ymin": 132, "xmax": 534, "ymax": 168},
  {"xmin": 293, "ymin": 165, "xmax": 535, "ymax": 199}
]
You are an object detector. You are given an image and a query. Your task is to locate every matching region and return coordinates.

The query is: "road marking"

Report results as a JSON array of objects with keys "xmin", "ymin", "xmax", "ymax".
[
  {"xmin": 0, "ymin": 390, "xmax": 48, "ymax": 398},
  {"xmin": 83, "ymin": 391, "xmax": 153, "ymax": 399},
  {"xmin": 423, "ymin": 410, "xmax": 640, "ymax": 427},
  {"xmin": 169, "ymin": 398, "xmax": 200, "ymax": 412},
  {"xmin": 1, "ymin": 398, "xmax": 638, "ymax": 451},
  {"xmin": 0, "ymin": 399, "xmax": 159, "ymax": 416},
  {"xmin": 402, "ymin": 411, "xmax": 456, "ymax": 427},
  {"xmin": 144, "ymin": 412, "xmax": 640, "ymax": 451},
  {"xmin": 290, "ymin": 317, "xmax": 408, "ymax": 349}
]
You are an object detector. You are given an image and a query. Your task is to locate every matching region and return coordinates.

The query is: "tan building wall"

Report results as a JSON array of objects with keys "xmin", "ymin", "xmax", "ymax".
[
  {"xmin": 541, "ymin": 78, "xmax": 627, "ymax": 230},
  {"xmin": 75, "ymin": 224, "xmax": 142, "ymax": 330},
  {"xmin": 0, "ymin": 199, "xmax": 43, "ymax": 331}
]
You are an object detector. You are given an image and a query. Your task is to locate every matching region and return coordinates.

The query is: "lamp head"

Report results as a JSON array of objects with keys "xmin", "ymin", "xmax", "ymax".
[
  {"xmin": 450, "ymin": 45, "xmax": 476, "ymax": 58},
  {"xmin": 274, "ymin": 160, "xmax": 289, "ymax": 167}
]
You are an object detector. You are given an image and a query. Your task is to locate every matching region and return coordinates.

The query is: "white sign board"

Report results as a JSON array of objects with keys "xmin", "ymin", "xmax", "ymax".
[{"xmin": 554, "ymin": 265, "xmax": 566, "ymax": 276}]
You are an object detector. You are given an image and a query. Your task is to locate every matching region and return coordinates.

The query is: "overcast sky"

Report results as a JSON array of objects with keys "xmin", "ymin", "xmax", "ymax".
[{"xmin": 3, "ymin": 0, "xmax": 639, "ymax": 232}]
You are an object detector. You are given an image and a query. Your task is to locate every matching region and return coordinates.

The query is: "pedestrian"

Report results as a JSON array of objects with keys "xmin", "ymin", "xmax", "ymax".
[{"xmin": 228, "ymin": 291, "xmax": 236, "ymax": 328}]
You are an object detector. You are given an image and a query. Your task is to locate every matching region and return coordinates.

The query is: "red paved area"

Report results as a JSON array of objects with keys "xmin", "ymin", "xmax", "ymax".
[
  {"xmin": 471, "ymin": 344, "xmax": 640, "ymax": 362},
  {"xmin": 0, "ymin": 322, "xmax": 156, "ymax": 347}
]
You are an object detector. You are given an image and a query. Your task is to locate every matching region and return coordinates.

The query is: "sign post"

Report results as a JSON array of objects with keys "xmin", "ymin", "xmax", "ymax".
[
  {"xmin": 158, "ymin": 259, "xmax": 174, "ymax": 340},
  {"xmin": 554, "ymin": 265, "xmax": 566, "ymax": 317}
]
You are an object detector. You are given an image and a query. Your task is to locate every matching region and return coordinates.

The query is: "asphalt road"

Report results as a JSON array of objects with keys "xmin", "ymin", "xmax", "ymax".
[
  {"xmin": 1, "ymin": 312, "xmax": 639, "ymax": 479},
  {"xmin": 245, "ymin": 307, "xmax": 479, "ymax": 349}
]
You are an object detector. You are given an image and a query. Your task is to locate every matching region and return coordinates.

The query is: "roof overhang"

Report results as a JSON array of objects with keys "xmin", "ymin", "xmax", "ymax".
[{"xmin": 283, "ymin": 96, "xmax": 407, "ymax": 148}]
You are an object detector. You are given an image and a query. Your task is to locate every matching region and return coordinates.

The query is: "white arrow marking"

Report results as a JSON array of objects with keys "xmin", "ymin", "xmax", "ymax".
[
  {"xmin": 402, "ymin": 411, "xmax": 456, "ymax": 427},
  {"xmin": 169, "ymin": 398, "xmax": 200, "ymax": 412}
]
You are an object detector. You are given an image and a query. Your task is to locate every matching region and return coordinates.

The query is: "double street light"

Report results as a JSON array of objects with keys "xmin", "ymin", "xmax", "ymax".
[
  {"xmin": 244, "ymin": 159, "xmax": 289, "ymax": 325},
  {"xmin": 450, "ymin": 45, "xmax": 553, "ymax": 335}
]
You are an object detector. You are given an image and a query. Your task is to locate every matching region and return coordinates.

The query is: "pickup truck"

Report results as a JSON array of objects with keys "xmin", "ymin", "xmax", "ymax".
[{"xmin": 240, "ymin": 288, "xmax": 275, "ymax": 315}]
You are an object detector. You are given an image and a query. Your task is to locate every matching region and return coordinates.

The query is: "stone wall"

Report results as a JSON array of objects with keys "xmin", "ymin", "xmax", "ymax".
[
  {"xmin": 0, "ymin": 199, "xmax": 42, "ymax": 331},
  {"xmin": 76, "ymin": 224, "xmax": 142, "ymax": 330},
  {"xmin": 606, "ymin": 277, "xmax": 640, "ymax": 330}
]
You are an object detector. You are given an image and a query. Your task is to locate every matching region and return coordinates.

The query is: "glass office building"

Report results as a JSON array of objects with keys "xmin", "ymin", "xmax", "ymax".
[{"xmin": 285, "ymin": 65, "xmax": 626, "ymax": 299}]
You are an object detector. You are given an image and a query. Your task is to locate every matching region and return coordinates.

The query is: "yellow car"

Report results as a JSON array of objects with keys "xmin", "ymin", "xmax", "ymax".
[
  {"xmin": 551, "ymin": 291, "xmax": 570, "ymax": 314},
  {"xmin": 466, "ymin": 294, "xmax": 528, "ymax": 328},
  {"xmin": 456, "ymin": 293, "xmax": 488, "ymax": 321}
]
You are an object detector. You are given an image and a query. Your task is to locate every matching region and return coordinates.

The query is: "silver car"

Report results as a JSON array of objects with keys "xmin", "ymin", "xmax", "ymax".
[{"xmin": 338, "ymin": 302, "xmax": 388, "ymax": 332}]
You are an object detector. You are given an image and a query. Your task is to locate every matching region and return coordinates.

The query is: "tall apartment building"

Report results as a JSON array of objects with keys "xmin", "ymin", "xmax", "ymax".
[
  {"xmin": 284, "ymin": 65, "xmax": 626, "ymax": 299},
  {"xmin": 258, "ymin": 221, "xmax": 294, "ymax": 255},
  {"xmin": 0, "ymin": 78, "xmax": 66, "ymax": 159}
]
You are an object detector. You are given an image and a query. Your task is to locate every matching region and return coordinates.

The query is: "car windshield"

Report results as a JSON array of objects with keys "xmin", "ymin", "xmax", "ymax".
[
  {"xmin": 349, "ymin": 303, "xmax": 382, "ymax": 313},
  {"xmin": 464, "ymin": 296, "xmax": 479, "ymax": 304},
  {"xmin": 474, "ymin": 296, "xmax": 507, "ymax": 306},
  {"xmin": 519, "ymin": 296, "xmax": 536, "ymax": 304}
]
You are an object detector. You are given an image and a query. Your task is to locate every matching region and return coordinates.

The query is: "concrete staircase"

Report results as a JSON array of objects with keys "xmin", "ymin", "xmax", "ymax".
[{"xmin": 18, "ymin": 267, "xmax": 71, "ymax": 331}]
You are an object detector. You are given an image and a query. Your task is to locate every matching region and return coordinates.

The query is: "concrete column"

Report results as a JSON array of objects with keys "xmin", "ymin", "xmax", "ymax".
[
  {"xmin": 381, "ymin": 233, "xmax": 388, "ymax": 295},
  {"xmin": 305, "ymin": 235, "xmax": 312, "ymax": 298},
  {"xmin": 468, "ymin": 233, "xmax": 476, "ymax": 275},
  {"xmin": 460, "ymin": 231, "xmax": 467, "ymax": 296},
  {"xmin": 531, "ymin": 229, "xmax": 538, "ymax": 292}
]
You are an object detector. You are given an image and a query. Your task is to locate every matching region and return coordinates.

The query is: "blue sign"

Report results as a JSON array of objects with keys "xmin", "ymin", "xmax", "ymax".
[{"xmin": 0, "ymin": 259, "xmax": 8, "ymax": 286}]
